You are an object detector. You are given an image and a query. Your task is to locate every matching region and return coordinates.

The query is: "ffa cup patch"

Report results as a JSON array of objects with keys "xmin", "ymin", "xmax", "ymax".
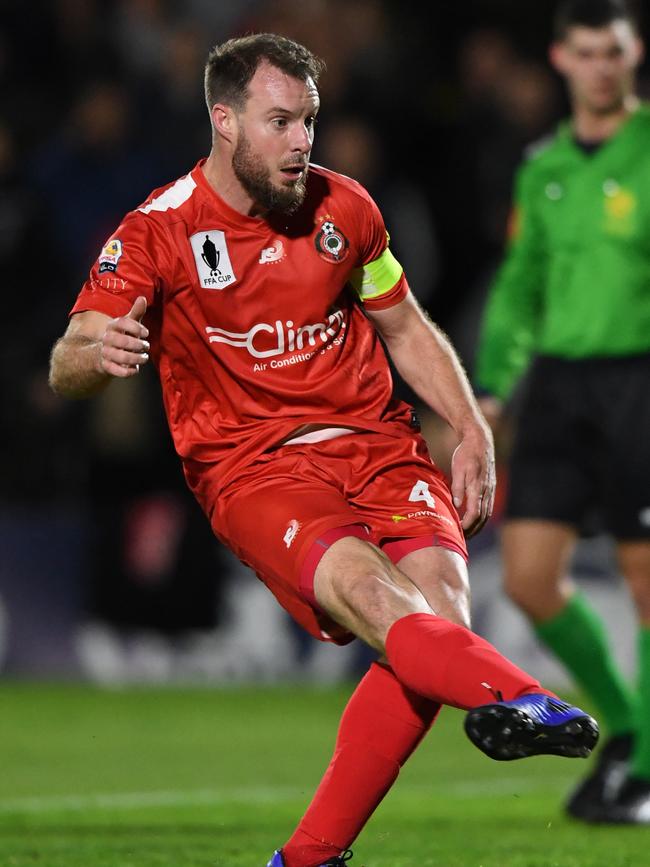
[
  {"xmin": 98, "ymin": 238, "xmax": 123, "ymax": 273},
  {"xmin": 190, "ymin": 229, "xmax": 237, "ymax": 289},
  {"xmin": 314, "ymin": 220, "xmax": 349, "ymax": 263}
]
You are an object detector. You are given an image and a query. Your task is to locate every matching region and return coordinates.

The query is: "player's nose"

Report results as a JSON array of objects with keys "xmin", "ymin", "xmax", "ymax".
[{"xmin": 290, "ymin": 123, "xmax": 312, "ymax": 153}]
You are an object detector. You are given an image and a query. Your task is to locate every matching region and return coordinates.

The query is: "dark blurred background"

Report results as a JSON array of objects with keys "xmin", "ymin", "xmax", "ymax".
[{"xmin": 1, "ymin": 0, "xmax": 646, "ymax": 682}]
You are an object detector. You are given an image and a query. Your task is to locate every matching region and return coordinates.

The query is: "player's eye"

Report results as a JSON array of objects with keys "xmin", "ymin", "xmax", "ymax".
[
  {"xmin": 305, "ymin": 116, "xmax": 317, "ymax": 130},
  {"xmin": 272, "ymin": 117, "xmax": 288, "ymax": 129}
]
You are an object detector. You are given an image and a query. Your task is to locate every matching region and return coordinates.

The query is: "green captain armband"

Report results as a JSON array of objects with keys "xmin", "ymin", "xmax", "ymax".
[{"xmin": 350, "ymin": 246, "xmax": 404, "ymax": 302}]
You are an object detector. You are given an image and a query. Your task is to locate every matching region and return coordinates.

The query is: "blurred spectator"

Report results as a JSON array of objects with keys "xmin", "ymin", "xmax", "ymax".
[
  {"xmin": 131, "ymin": 22, "xmax": 213, "ymax": 174},
  {"xmin": 458, "ymin": 29, "xmax": 562, "ymax": 253},
  {"xmin": 0, "ymin": 122, "xmax": 86, "ymax": 502},
  {"xmin": 31, "ymin": 81, "xmax": 167, "ymax": 284}
]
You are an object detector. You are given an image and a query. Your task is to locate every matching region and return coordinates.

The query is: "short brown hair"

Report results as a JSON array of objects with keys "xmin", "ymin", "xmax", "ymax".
[
  {"xmin": 204, "ymin": 33, "xmax": 326, "ymax": 113},
  {"xmin": 553, "ymin": 0, "xmax": 638, "ymax": 41}
]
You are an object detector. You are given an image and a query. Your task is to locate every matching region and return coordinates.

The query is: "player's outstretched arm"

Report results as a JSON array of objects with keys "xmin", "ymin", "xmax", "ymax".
[
  {"xmin": 368, "ymin": 291, "xmax": 495, "ymax": 537},
  {"xmin": 49, "ymin": 296, "xmax": 150, "ymax": 399}
]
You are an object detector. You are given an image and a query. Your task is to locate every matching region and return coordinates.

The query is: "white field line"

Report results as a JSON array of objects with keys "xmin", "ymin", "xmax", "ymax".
[{"xmin": 0, "ymin": 777, "xmax": 553, "ymax": 815}]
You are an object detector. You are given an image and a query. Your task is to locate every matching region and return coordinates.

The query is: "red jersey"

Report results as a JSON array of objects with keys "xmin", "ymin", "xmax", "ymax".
[{"xmin": 71, "ymin": 161, "xmax": 413, "ymax": 491}]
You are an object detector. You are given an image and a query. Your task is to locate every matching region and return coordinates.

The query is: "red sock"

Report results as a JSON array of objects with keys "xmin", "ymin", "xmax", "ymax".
[
  {"xmin": 281, "ymin": 661, "xmax": 440, "ymax": 867},
  {"xmin": 386, "ymin": 613, "xmax": 554, "ymax": 709}
]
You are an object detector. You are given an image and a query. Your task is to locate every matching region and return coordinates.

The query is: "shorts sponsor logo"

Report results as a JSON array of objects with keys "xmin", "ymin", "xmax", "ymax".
[
  {"xmin": 206, "ymin": 309, "xmax": 346, "ymax": 360},
  {"xmin": 259, "ymin": 240, "xmax": 285, "ymax": 264},
  {"xmin": 190, "ymin": 230, "xmax": 236, "ymax": 289},
  {"xmin": 406, "ymin": 509, "xmax": 454, "ymax": 527},
  {"xmin": 283, "ymin": 519, "xmax": 301, "ymax": 548},
  {"xmin": 315, "ymin": 220, "xmax": 349, "ymax": 263},
  {"xmin": 98, "ymin": 238, "xmax": 123, "ymax": 273}
]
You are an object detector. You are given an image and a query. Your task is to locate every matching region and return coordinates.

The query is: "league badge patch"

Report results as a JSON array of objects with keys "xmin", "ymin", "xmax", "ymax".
[
  {"xmin": 190, "ymin": 229, "xmax": 237, "ymax": 289},
  {"xmin": 314, "ymin": 220, "xmax": 349, "ymax": 263},
  {"xmin": 98, "ymin": 238, "xmax": 123, "ymax": 273}
]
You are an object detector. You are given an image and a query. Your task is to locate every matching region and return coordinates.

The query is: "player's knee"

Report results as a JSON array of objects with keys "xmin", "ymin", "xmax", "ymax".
[
  {"xmin": 502, "ymin": 570, "xmax": 542, "ymax": 617},
  {"xmin": 437, "ymin": 571, "xmax": 471, "ymax": 629},
  {"xmin": 625, "ymin": 572, "xmax": 650, "ymax": 620}
]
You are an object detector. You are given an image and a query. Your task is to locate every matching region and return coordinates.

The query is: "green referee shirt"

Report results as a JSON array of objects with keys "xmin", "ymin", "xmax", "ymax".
[{"xmin": 475, "ymin": 104, "xmax": 650, "ymax": 401}]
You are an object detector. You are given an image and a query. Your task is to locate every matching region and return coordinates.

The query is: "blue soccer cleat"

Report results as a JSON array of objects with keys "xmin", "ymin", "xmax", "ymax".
[
  {"xmin": 464, "ymin": 692, "xmax": 599, "ymax": 761},
  {"xmin": 267, "ymin": 849, "xmax": 353, "ymax": 866}
]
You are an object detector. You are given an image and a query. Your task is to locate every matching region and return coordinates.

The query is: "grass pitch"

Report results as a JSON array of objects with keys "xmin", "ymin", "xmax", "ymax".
[{"xmin": 0, "ymin": 682, "xmax": 647, "ymax": 866}]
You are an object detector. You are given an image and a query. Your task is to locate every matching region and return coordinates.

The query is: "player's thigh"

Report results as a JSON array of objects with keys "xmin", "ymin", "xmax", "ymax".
[
  {"xmin": 215, "ymin": 457, "xmax": 360, "ymax": 594},
  {"xmin": 392, "ymin": 545, "xmax": 471, "ymax": 627},
  {"xmin": 351, "ymin": 432, "xmax": 468, "ymax": 561},
  {"xmin": 500, "ymin": 519, "xmax": 578, "ymax": 614},
  {"xmin": 312, "ymin": 534, "xmax": 431, "ymax": 650}
]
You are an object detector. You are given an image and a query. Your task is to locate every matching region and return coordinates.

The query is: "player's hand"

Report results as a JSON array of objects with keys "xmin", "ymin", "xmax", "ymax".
[
  {"xmin": 450, "ymin": 422, "xmax": 496, "ymax": 538},
  {"xmin": 98, "ymin": 296, "xmax": 150, "ymax": 378}
]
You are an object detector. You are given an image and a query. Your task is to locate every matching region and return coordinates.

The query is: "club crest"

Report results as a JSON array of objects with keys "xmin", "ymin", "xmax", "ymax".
[{"xmin": 314, "ymin": 220, "xmax": 349, "ymax": 263}]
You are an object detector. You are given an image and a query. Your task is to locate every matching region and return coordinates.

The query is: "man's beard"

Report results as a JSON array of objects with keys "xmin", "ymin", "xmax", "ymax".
[{"xmin": 233, "ymin": 132, "xmax": 307, "ymax": 214}]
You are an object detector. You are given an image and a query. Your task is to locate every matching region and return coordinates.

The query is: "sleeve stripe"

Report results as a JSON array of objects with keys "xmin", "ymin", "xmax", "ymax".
[{"xmin": 350, "ymin": 247, "xmax": 404, "ymax": 301}]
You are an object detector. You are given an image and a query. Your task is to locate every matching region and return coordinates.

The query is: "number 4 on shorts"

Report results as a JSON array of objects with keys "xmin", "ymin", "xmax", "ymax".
[{"xmin": 409, "ymin": 480, "xmax": 436, "ymax": 510}]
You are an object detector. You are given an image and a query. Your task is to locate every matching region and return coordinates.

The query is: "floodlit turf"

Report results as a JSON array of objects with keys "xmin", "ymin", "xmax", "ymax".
[{"xmin": 0, "ymin": 682, "xmax": 647, "ymax": 866}]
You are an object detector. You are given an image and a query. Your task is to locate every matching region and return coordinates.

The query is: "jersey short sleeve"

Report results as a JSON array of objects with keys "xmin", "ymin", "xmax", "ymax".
[
  {"xmin": 348, "ymin": 187, "xmax": 409, "ymax": 312},
  {"xmin": 70, "ymin": 210, "xmax": 171, "ymax": 318}
]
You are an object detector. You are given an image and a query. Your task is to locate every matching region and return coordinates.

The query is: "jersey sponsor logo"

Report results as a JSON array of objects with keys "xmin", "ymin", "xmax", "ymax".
[
  {"xmin": 603, "ymin": 181, "xmax": 637, "ymax": 236},
  {"xmin": 283, "ymin": 519, "xmax": 301, "ymax": 548},
  {"xmin": 205, "ymin": 308, "xmax": 346, "ymax": 359},
  {"xmin": 98, "ymin": 238, "xmax": 123, "ymax": 273},
  {"xmin": 314, "ymin": 220, "xmax": 349, "ymax": 263},
  {"xmin": 190, "ymin": 230, "xmax": 237, "ymax": 289},
  {"xmin": 259, "ymin": 240, "xmax": 285, "ymax": 264}
]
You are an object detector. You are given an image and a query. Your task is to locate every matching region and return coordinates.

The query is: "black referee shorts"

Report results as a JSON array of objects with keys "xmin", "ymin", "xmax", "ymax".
[{"xmin": 505, "ymin": 354, "xmax": 650, "ymax": 540}]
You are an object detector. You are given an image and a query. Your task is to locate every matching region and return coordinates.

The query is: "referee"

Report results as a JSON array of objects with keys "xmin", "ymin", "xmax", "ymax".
[{"xmin": 475, "ymin": 0, "xmax": 650, "ymax": 824}]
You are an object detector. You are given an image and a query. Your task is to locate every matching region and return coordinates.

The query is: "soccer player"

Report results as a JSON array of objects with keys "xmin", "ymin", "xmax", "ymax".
[
  {"xmin": 475, "ymin": 0, "xmax": 650, "ymax": 825},
  {"xmin": 49, "ymin": 34, "xmax": 597, "ymax": 867}
]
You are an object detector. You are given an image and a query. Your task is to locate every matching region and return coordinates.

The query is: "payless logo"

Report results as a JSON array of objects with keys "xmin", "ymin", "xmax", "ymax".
[{"xmin": 190, "ymin": 230, "xmax": 237, "ymax": 289}]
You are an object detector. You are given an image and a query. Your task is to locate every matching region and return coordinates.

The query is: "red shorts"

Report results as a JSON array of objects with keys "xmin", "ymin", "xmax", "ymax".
[{"xmin": 192, "ymin": 430, "xmax": 467, "ymax": 645}]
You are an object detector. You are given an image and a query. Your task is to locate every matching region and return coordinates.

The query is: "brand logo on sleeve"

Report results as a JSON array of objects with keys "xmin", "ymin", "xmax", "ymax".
[
  {"xmin": 190, "ymin": 230, "xmax": 237, "ymax": 289},
  {"xmin": 259, "ymin": 240, "xmax": 285, "ymax": 264},
  {"xmin": 98, "ymin": 238, "xmax": 123, "ymax": 273}
]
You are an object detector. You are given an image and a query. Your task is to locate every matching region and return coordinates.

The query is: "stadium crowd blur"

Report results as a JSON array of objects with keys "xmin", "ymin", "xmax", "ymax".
[{"xmin": 2, "ymin": 0, "xmax": 649, "ymax": 680}]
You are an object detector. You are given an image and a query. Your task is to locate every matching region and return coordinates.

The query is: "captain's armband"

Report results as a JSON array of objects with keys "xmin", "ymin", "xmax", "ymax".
[{"xmin": 350, "ymin": 246, "xmax": 404, "ymax": 303}]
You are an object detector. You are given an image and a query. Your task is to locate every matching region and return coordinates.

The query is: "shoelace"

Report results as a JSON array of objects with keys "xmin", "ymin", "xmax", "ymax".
[
  {"xmin": 480, "ymin": 682, "xmax": 504, "ymax": 702},
  {"xmin": 324, "ymin": 850, "xmax": 353, "ymax": 865}
]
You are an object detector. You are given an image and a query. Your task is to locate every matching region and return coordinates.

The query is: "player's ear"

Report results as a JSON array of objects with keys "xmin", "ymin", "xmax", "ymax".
[
  {"xmin": 211, "ymin": 103, "xmax": 236, "ymax": 143},
  {"xmin": 630, "ymin": 35, "xmax": 645, "ymax": 68},
  {"xmin": 549, "ymin": 41, "xmax": 569, "ymax": 75}
]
